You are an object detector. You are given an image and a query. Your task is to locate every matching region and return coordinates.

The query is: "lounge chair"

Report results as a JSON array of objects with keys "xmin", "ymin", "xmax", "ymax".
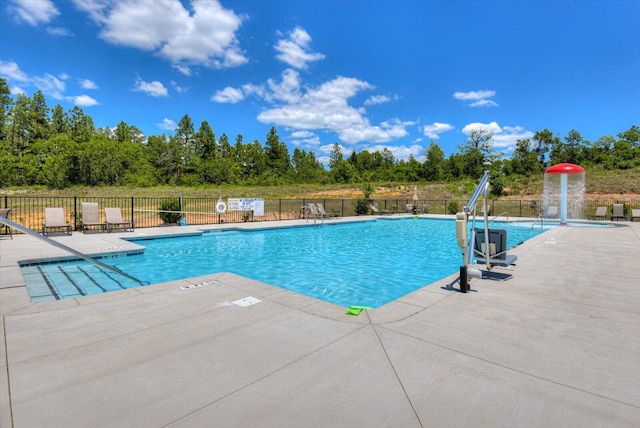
[
  {"xmin": 590, "ymin": 206, "xmax": 608, "ymax": 220},
  {"xmin": 473, "ymin": 228, "xmax": 517, "ymax": 268},
  {"xmin": 0, "ymin": 208, "xmax": 12, "ymax": 239},
  {"xmin": 315, "ymin": 203, "xmax": 339, "ymax": 218},
  {"xmin": 105, "ymin": 207, "xmax": 134, "ymax": 232},
  {"xmin": 406, "ymin": 204, "xmax": 414, "ymax": 213},
  {"xmin": 80, "ymin": 202, "xmax": 106, "ymax": 233},
  {"xmin": 611, "ymin": 204, "xmax": 626, "ymax": 221},
  {"xmin": 42, "ymin": 208, "xmax": 72, "ymax": 236},
  {"xmin": 369, "ymin": 201, "xmax": 393, "ymax": 215},
  {"xmin": 545, "ymin": 205, "xmax": 558, "ymax": 218},
  {"xmin": 304, "ymin": 203, "xmax": 320, "ymax": 219},
  {"xmin": 631, "ymin": 209, "xmax": 640, "ymax": 222}
]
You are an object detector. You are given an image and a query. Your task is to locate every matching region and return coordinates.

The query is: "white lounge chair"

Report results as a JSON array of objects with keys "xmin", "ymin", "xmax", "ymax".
[
  {"xmin": 105, "ymin": 207, "xmax": 134, "ymax": 232},
  {"xmin": 370, "ymin": 201, "xmax": 394, "ymax": 215},
  {"xmin": 631, "ymin": 209, "xmax": 640, "ymax": 222},
  {"xmin": 315, "ymin": 203, "xmax": 339, "ymax": 218},
  {"xmin": 473, "ymin": 228, "xmax": 517, "ymax": 268},
  {"xmin": 80, "ymin": 202, "xmax": 106, "ymax": 233},
  {"xmin": 545, "ymin": 205, "xmax": 558, "ymax": 218},
  {"xmin": 42, "ymin": 208, "xmax": 72, "ymax": 236}
]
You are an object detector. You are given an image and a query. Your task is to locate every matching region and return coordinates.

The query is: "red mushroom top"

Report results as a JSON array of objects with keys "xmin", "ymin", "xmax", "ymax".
[{"xmin": 545, "ymin": 163, "xmax": 585, "ymax": 174}]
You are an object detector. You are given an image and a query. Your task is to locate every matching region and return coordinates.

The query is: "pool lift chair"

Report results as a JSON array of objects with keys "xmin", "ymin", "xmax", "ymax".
[{"xmin": 455, "ymin": 171, "xmax": 518, "ymax": 292}]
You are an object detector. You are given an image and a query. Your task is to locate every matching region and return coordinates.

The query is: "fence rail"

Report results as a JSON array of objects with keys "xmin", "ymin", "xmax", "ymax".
[{"xmin": 1, "ymin": 195, "xmax": 639, "ymax": 235}]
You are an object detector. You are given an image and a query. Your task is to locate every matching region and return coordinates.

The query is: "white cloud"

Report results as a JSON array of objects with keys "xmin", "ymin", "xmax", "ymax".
[
  {"xmin": 79, "ymin": 78, "xmax": 98, "ymax": 90},
  {"xmin": 158, "ymin": 118, "xmax": 176, "ymax": 130},
  {"xmin": 32, "ymin": 73, "xmax": 65, "ymax": 99},
  {"xmin": 7, "ymin": 0, "xmax": 59, "ymax": 26},
  {"xmin": 67, "ymin": 94, "xmax": 99, "ymax": 107},
  {"xmin": 462, "ymin": 121, "xmax": 534, "ymax": 152},
  {"xmin": 243, "ymin": 74, "xmax": 414, "ymax": 145},
  {"xmin": 10, "ymin": 86, "xmax": 26, "ymax": 95},
  {"xmin": 274, "ymin": 27, "xmax": 325, "ymax": 69},
  {"xmin": 265, "ymin": 69, "xmax": 302, "ymax": 103},
  {"xmin": 211, "ymin": 86, "xmax": 245, "ymax": 103},
  {"xmin": 423, "ymin": 122, "xmax": 454, "ymax": 139},
  {"xmin": 453, "ymin": 90, "xmax": 498, "ymax": 107},
  {"xmin": 73, "ymin": 0, "xmax": 247, "ymax": 73},
  {"xmin": 46, "ymin": 26, "xmax": 73, "ymax": 37},
  {"xmin": 170, "ymin": 80, "xmax": 189, "ymax": 93},
  {"xmin": 364, "ymin": 95, "xmax": 390, "ymax": 106},
  {"xmin": 290, "ymin": 130, "xmax": 321, "ymax": 147},
  {"xmin": 461, "ymin": 121, "xmax": 502, "ymax": 136},
  {"xmin": 0, "ymin": 60, "xmax": 29, "ymax": 81},
  {"xmin": 133, "ymin": 78, "xmax": 168, "ymax": 97}
]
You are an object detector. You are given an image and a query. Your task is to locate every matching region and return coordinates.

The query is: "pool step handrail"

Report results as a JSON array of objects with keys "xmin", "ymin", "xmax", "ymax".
[
  {"xmin": 489, "ymin": 212, "xmax": 509, "ymax": 224},
  {"xmin": 531, "ymin": 213, "xmax": 544, "ymax": 229},
  {"xmin": 0, "ymin": 215, "xmax": 145, "ymax": 285}
]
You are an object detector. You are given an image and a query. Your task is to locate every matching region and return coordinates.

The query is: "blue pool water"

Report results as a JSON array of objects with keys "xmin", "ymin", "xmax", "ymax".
[{"xmin": 22, "ymin": 218, "xmax": 546, "ymax": 307}]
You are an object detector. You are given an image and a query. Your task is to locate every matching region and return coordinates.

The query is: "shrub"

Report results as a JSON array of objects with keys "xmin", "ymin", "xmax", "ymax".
[
  {"xmin": 447, "ymin": 201, "xmax": 459, "ymax": 215},
  {"xmin": 355, "ymin": 198, "xmax": 370, "ymax": 215},
  {"xmin": 158, "ymin": 199, "xmax": 182, "ymax": 224}
]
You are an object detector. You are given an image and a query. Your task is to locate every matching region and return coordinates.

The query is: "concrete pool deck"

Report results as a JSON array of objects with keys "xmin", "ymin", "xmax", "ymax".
[{"xmin": 1, "ymin": 216, "xmax": 639, "ymax": 427}]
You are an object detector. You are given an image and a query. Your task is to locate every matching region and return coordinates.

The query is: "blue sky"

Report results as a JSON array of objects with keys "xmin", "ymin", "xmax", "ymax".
[{"xmin": 1, "ymin": 0, "xmax": 638, "ymax": 166}]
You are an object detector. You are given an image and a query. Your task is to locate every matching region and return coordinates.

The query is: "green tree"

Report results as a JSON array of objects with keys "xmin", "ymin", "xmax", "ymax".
[
  {"xmin": 264, "ymin": 126, "xmax": 291, "ymax": 179},
  {"xmin": 50, "ymin": 104, "xmax": 68, "ymax": 135},
  {"xmin": 30, "ymin": 90, "xmax": 50, "ymax": 141},
  {"xmin": 458, "ymin": 129, "xmax": 498, "ymax": 179},
  {"xmin": 510, "ymin": 138, "xmax": 540, "ymax": 176},
  {"xmin": 194, "ymin": 121, "xmax": 217, "ymax": 160},
  {"xmin": 67, "ymin": 106, "xmax": 94, "ymax": 144},
  {"xmin": 423, "ymin": 141, "xmax": 445, "ymax": 181},
  {"xmin": 0, "ymin": 78, "xmax": 13, "ymax": 142}
]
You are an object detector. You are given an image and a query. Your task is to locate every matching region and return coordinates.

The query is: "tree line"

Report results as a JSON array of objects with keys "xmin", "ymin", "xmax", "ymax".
[{"xmin": 1, "ymin": 78, "xmax": 638, "ymax": 190}]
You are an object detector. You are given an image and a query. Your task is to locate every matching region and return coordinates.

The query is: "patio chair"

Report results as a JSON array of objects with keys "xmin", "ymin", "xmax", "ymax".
[
  {"xmin": 590, "ymin": 206, "xmax": 608, "ymax": 220},
  {"xmin": 80, "ymin": 202, "xmax": 106, "ymax": 233},
  {"xmin": 473, "ymin": 228, "xmax": 517, "ymax": 268},
  {"xmin": 105, "ymin": 207, "xmax": 134, "ymax": 232},
  {"xmin": 303, "ymin": 203, "xmax": 320, "ymax": 219},
  {"xmin": 315, "ymin": 203, "xmax": 339, "ymax": 218},
  {"xmin": 545, "ymin": 205, "xmax": 558, "ymax": 218},
  {"xmin": 406, "ymin": 204, "xmax": 414, "ymax": 213},
  {"xmin": 369, "ymin": 201, "xmax": 394, "ymax": 215},
  {"xmin": 42, "ymin": 208, "xmax": 72, "ymax": 236},
  {"xmin": 611, "ymin": 204, "xmax": 626, "ymax": 221},
  {"xmin": 0, "ymin": 208, "xmax": 12, "ymax": 239},
  {"xmin": 631, "ymin": 209, "xmax": 640, "ymax": 222}
]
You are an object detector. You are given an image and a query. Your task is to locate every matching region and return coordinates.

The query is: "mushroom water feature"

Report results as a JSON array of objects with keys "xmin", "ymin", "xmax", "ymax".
[{"xmin": 543, "ymin": 163, "xmax": 586, "ymax": 224}]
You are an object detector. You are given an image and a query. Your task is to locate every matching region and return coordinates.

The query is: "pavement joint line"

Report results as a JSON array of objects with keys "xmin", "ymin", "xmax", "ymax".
[
  {"xmin": 162, "ymin": 323, "xmax": 371, "ymax": 427},
  {"xmin": 376, "ymin": 324, "xmax": 640, "ymax": 410},
  {"xmin": 368, "ymin": 311, "xmax": 424, "ymax": 428},
  {"xmin": 5, "ymin": 299, "xmax": 243, "ymax": 365},
  {"xmin": 2, "ymin": 315, "xmax": 15, "ymax": 427}
]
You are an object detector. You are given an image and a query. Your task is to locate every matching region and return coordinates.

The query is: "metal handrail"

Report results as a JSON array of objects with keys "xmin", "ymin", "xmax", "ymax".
[
  {"xmin": 489, "ymin": 212, "xmax": 509, "ymax": 224},
  {"xmin": 531, "ymin": 213, "xmax": 544, "ymax": 229}
]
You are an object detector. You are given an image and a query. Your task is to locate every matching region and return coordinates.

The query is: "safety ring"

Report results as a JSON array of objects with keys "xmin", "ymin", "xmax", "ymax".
[{"xmin": 216, "ymin": 200, "xmax": 227, "ymax": 214}]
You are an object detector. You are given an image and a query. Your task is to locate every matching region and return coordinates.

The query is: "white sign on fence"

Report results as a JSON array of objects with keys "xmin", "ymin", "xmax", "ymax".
[{"xmin": 227, "ymin": 198, "xmax": 264, "ymax": 216}]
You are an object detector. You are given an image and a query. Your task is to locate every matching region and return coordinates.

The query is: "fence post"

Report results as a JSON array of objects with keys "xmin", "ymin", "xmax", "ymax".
[
  {"xmin": 131, "ymin": 197, "xmax": 134, "ymax": 227},
  {"xmin": 74, "ymin": 196, "xmax": 77, "ymax": 231}
]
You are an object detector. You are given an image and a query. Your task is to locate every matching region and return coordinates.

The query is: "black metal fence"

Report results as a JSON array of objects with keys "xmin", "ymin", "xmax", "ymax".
[{"xmin": 1, "ymin": 195, "xmax": 638, "ymax": 234}]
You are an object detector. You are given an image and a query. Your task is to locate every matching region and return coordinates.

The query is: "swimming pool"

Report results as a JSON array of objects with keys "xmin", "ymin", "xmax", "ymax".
[{"xmin": 21, "ymin": 218, "xmax": 546, "ymax": 306}]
